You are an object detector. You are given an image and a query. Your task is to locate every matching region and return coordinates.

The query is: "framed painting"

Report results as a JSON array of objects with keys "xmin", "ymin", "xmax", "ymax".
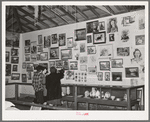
[
  {"xmin": 6, "ymin": 39, "xmax": 12, "ymax": 47},
  {"xmin": 109, "ymin": 34, "xmax": 115, "ymax": 41},
  {"xmin": 11, "ymin": 49, "xmax": 18, "ymax": 56},
  {"xmin": 38, "ymin": 35, "xmax": 42, "ymax": 45},
  {"xmin": 61, "ymin": 49, "xmax": 72, "ymax": 60},
  {"xmin": 49, "ymin": 61, "xmax": 55, "ymax": 68},
  {"xmin": 99, "ymin": 21, "xmax": 105, "ymax": 31},
  {"xmin": 33, "ymin": 64, "xmax": 39, "ymax": 70},
  {"xmin": 93, "ymin": 20, "xmax": 99, "ymax": 33},
  {"xmin": 11, "ymin": 73, "xmax": 20, "ymax": 80},
  {"xmin": 25, "ymin": 40, "xmax": 30, "ymax": 46},
  {"xmin": 122, "ymin": 16, "xmax": 135, "ymax": 26},
  {"xmin": 44, "ymin": 36, "xmax": 50, "ymax": 48},
  {"xmin": 80, "ymin": 43, "xmax": 86, "ymax": 53},
  {"xmin": 40, "ymin": 52, "xmax": 48, "ymax": 61},
  {"xmin": 99, "ymin": 61, "xmax": 110, "ymax": 70},
  {"xmin": 22, "ymin": 62, "xmax": 26, "ymax": 69},
  {"xmin": 117, "ymin": 47, "xmax": 130, "ymax": 56},
  {"xmin": 63, "ymin": 60, "xmax": 69, "ymax": 70},
  {"xmin": 97, "ymin": 72, "xmax": 103, "ymax": 81},
  {"xmin": 25, "ymin": 54, "xmax": 30, "ymax": 61},
  {"xmin": 26, "ymin": 63, "xmax": 34, "ymax": 72},
  {"xmin": 105, "ymin": 72, "xmax": 110, "ymax": 81},
  {"xmin": 87, "ymin": 46, "xmax": 96, "ymax": 54},
  {"xmin": 75, "ymin": 28, "xmax": 86, "ymax": 41},
  {"xmin": 80, "ymin": 56, "xmax": 87, "ymax": 64},
  {"xmin": 66, "ymin": 70, "xmax": 74, "ymax": 80},
  {"xmin": 31, "ymin": 55, "xmax": 37, "ymax": 62},
  {"xmin": 6, "ymin": 51, "xmax": 9, "ymax": 62},
  {"xmin": 51, "ymin": 34, "xmax": 57, "ymax": 44},
  {"xmin": 135, "ymin": 35, "xmax": 145, "ymax": 45},
  {"xmin": 37, "ymin": 45, "xmax": 43, "ymax": 52},
  {"xmin": 67, "ymin": 37, "xmax": 73, "ymax": 48},
  {"xmin": 125, "ymin": 67, "xmax": 139, "ymax": 77},
  {"xmin": 56, "ymin": 60, "xmax": 63, "ymax": 68},
  {"xmin": 59, "ymin": 33, "xmax": 66, "ymax": 46},
  {"xmin": 69, "ymin": 61, "xmax": 78, "ymax": 70},
  {"xmin": 93, "ymin": 31, "xmax": 106, "ymax": 44},
  {"xmin": 112, "ymin": 72, "xmax": 122, "ymax": 81},
  {"xmin": 22, "ymin": 74, "xmax": 27, "ymax": 83},
  {"xmin": 49, "ymin": 47, "xmax": 59, "ymax": 59},
  {"xmin": 12, "ymin": 65, "xmax": 18, "ymax": 71},
  {"xmin": 87, "ymin": 34, "xmax": 92, "ymax": 43},
  {"xmin": 11, "ymin": 57, "xmax": 19, "ymax": 64},
  {"xmin": 121, "ymin": 29, "xmax": 129, "ymax": 42},
  {"xmin": 25, "ymin": 47, "xmax": 30, "ymax": 53},
  {"xmin": 6, "ymin": 64, "xmax": 11, "ymax": 76},
  {"xmin": 111, "ymin": 59, "xmax": 123, "ymax": 68},
  {"xmin": 88, "ymin": 67, "xmax": 97, "ymax": 75},
  {"xmin": 86, "ymin": 21, "xmax": 93, "ymax": 33},
  {"xmin": 107, "ymin": 18, "xmax": 118, "ymax": 33},
  {"xmin": 31, "ymin": 41, "xmax": 37, "ymax": 54}
]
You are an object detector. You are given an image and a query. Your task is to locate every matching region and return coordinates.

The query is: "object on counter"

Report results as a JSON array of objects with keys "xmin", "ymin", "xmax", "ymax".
[
  {"xmin": 84, "ymin": 91, "xmax": 90, "ymax": 98},
  {"xmin": 96, "ymin": 90, "xmax": 101, "ymax": 98},
  {"xmin": 123, "ymin": 94, "xmax": 127, "ymax": 101},
  {"xmin": 116, "ymin": 98, "xmax": 121, "ymax": 101},
  {"xmin": 111, "ymin": 96, "xmax": 115, "ymax": 100},
  {"xmin": 90, "ymin": 87, "xmax": 97, "ymax": 98},
  {"xmin": 105, "ymin": 92, "xmax": 111, "ymax": 99}
]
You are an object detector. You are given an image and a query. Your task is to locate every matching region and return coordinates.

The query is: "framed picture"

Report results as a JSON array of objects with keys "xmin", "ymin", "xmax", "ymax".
[
  {"xmin": 25, "ymin": 47, "xmax": 30, "ymax": 53},
  {"xmin": 75, "ymin": 28, "xmax": 86, "ymax": 41},
  {"xmin": 37, "ymin": 45, "xmax": 43, "ymax": 52},
  {"xmin": 6, "ymin": 39, "xmax": 12, "ymax": 47},
  {"xmin": 63, "ymin": 60, "xmax": 69, "ymax": 70},
  {"xmin": 25, "ymin": 54, "xmax": 30, "ymax": 61},
  {"xmin": 125, "ymin": 67, "xmax": 139, "ymax": 77},
  {"xmin": 37, "ymin": 54, "xmax": 40, "ymax": 61},
  {"xmin": 12, "ymin": 65, "xmax": 18, "ymax": 71},
  {"xmin": 80, "ymin": 56, "xmax": 87, "ymax": 64},
  {"xmin": 117, "ymin": 47, "xmax": 130, "ymax": 56},
  {"xmin": 88, "ymin": 67, "xmax": 97, "ymax": 74},
  {"xmin": 121, "ymin": 29, "xmax": 129, "ymax": 42},
  {"xmin": 87, "ymin": 35, "xmax": 92, "ymax": 43},
  {"xmin": 27, "ymin": 72, "xmax": 32, "ymax": 80},
  {"xmin": 25, "ymin": 40, "xmax": 30, "ymax": 46},
  {"xmin": 99, "ymin": 21, "xmax": 105, "ymax": 31},
  {"xmin": 56, "ymin": 60, "xmax": 63, "ymax": 68},
  {"xmin": 31, "ymin": 41, "xmax": 37, "ymax": 54},
  {"xmin": 93, "ymin": 20, "xmax": 99, "ymax": 33},
  {"xmin": 11, "ymin": 49, "xmax": 18, "ymax": 56},
  {"xmin": 93, "ymin": 31, "xmax": 106, "ymax": 44},
  {"xmin": 39, "ymin": 63, "xmax": 48, "ymax": 70},
  {"xmin": 107, "ymin": 18, "xmax": 118, "ymax": 33},
  {"xmin": 67, "ymin": 37, "xmax": 73, "ymax": 48},
  {"xmin": 38, "ymin": 35, "xmax": 42, "ymax": 45},
  {"xmin": 11, "ymin": 57, "xmax": 19, "ymax": 63},
  {"xmin": 105, "ymin": 72, "xmax": 110, "ymax": 81},
  {"xmin": 109, "ymin": 34, "xmax": 114, "ymax": 41},
  {"xmin": 99, "ymin": 61, "xmax": 110, "ymax": 70},
  {"xmin": 51, "ymin": 34, "xmax": 57, "ymax": 44},
  {"xmin": 122, "ymin": 16, "xmax": 135, "ymax": 26},
  {"xmin": 26, "ymin": 63, "xmax": 34, "ymax": 72},
  {"xmin": 13, "ymin": 37, "xmax": 19, "ymax": 47},
  {"xmin": 6, "ymin": 64, "xmax": 11, "ymax": 76},
  {"xmin": 86, "ymin": 21, "xmax": 93, "ymax": 33},
  {"xmin": 112, "ymin": 72, "xmax": 122, "ymax": 81},
  {"xmin": 22, "ymin": 74, "xmax": 27, "ymax": 83},
  {"xmin": 111, "ymin": 59, "xmax": 123, "ymax": 68},
  {"xmin": 49, "ymin": 61, "xmax": 55, "ymax": 68},
  {"xmin": 11, "ymin": 73, "xmax": 20, "ymax": 80},
  {"xmin": 22, "ymin": 62, "xmax": 26, "ymax": 69},
  {"xmin": 87, "ymin": 46, "xmax": 96, "ymax": 54},
  {"xmin": 61, "ymin": 49, "xmax": 72, "ymax": 60},
  {"xmin": 66, "ymin": 70, "xmax": 74, "ymax": 80},
  {"xmin": 31, "ymin": 55, "xmax": 37, "ymax": 62},
  {"xmin": 97, "ymin": 72, "xmax": 103, "ymax": 81},
  {"xmin": 135, "ymin": 35, "xmax": 145, "ymax": 45},
  {"xmin": 69, "ymin": 61, "xmax": 78, "ymax": 70},
  {"xmin": 80, "ymin": 43, "xmax": 86, "ymax": 53},
  {"xmin": 80, "ymin": 65, "xmax": 87, "ymax": 71},
  {"xmin": 59, "ymin": 33, "xmax": 66, "ymax": 46},
  {"xmin": 40, "ymin": 52, "xmax": 48, "ymax": 61},
  {"xmin": 6, "ymin": 51, "xmax": 9, "ymax": 62},
  {"xmin": 50, "ymin": 47, "xmax": 59, "ymax": 59},
  {"xmin": 44, "ymin": 36, "xmax": 50, "ymax": 48}
]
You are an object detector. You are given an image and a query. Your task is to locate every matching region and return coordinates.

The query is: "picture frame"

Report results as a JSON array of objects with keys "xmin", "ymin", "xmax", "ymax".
[
  {"xmin": 25, "ymin": 47, "xmax": 30, "ymax": 53},
  {"xmin": 88, "ymin": 67, "xmax": 97, "ymax": 74},
  {"xmin": 44, "ymin": 36, "xmax": 50, "ymax": 48},
  {"xmin": 105, "ymin": 72, "xmax": 110, "ymax": 81},
  {"xmin": 125, "ymin": 67, "xmax": 139, "ymax": 77},
  {"xmin": 31, "ymin": 41, "xmax": 37, "ymax": 54},
  {"xmin": 122, "ymin": 16, "xmax": 135, "ymax": 26},
  {"xmin": 11, "ymin": 57, "xmax": 19, "ymax": 64},
  {"xmin": 25, "ymin": 40, "xmax": 30, "ymax": 47},
  {"xmin": 26, "ymin": 63, "xmax": 34, "ymax": 72},
  {"xmin": 12, "ymin": 65, "xmax": 18, "ymax": 71},
  {"xmin": 107, "ymin": 18, "xmax": 118, "ymax": 33},
  {"xmin": 6, "ymin": 51, "xmax": 9, "ymax": 62},
  {"xmin": 99, "ymin": 21, "xmax": 105, "ymax": 31},
  {"xmin": 86, "ymin": 21, "xmax": 93, "ymax": 33},
  {"xmin": 109, "ymin": 34, "xmax": 115, "ymax": 41},
  {"xmin": 80, "ymin": 65, "xmax": 87, "ymax": 71},
  {"xmin": 38, "ymin": 35, "xmax": 42, "ymax": 45},
  {"xmin": 11, "ymin": 49, "xmax": 18, "ymax": 56},
  {"xmin": 6, "ymin": 39, "xmax": 12, "ymax": 47},
  {"xmin": 33, "ymin": 64, "xmax": 39, "ymax": 70},
  {"xmin": 75, "ymin": 28, "xmax": 86, "ymax": 41},
  {"xmin": 56, "ymin": 60, "xmax": 63, "ymax": 68},
  {"xmin": 31, "ymin": 55, "xmax": 37, "ymax": 62},
  {"xmin": 63, "ymin": 60, "xmax": 69, "ymax": 70},
  {"xmin": 25, "ymin": 54, "xmax": 30, "ymax": 61},
  {"xmin": 87, "ymin": 34, "xmax": 92, "ymax": 43},
  {"xmin": 37, "ymin": 45, "xmax": 43, "ymax": 52},
  {"xmin": 66, "ymin": 70, "xmax": 74, "ymax": 80},
  {"xmin": 139, "ymin": 16, "xmax": 145, "ymax": 30},
  {"xmin": 6, "ymin": 64, "xmax": 11, "ymax": 76},
  {"xmin": 40, "ymin": 52, "xmax": 48, "ymax": 61},
  {"xmin": 11, "ymin": 73, "xmax": 20, "ymax": 80},
  {"xmin": 99, "ymin": 61, "xmax": 110, "ymax": 70},
  {"xmin": 135, "ymin": 35, "xmax": 145, "ymax": 45},
  {"xmin": 67, "ymin": 37, "xmax": 73, "ymax": 48},
  {"xmin": 61, "ymin": 49, "xmax": 72, "ymax": 60},
  {"xmin": 22, "ymin": 74, "xmax": 27, "ymax": 83},
  {"xmin": 121, "ymin": 29, "xmax": 129, "ymax": 42},
  {"xmin": 80, "ymin": 43, "xmax": 86, "ymax": 53},
  {"xmin": 93, "ymin": 20, "xmax": 99, "ymax": 33},
  {"xmin": 49, "ymin": 47, "xmax": 59, "ymax": 59},
  {"xmin": 22, "ymin": 62, "xmax": 26, "ymax": 69},
  {"xmin": 69, "ymin": 61, "xmax": 78, "ymax": 70},
  {"xmin": 112, "ymin": 72, "xmax": 122, "ymax": 81},
  {"xmin": 117, "ymin": 47, "xmax": 130, "ymax": 56},
  {"xmin": 111, "ymin": 59, "xmax": 123, "ymax": 68},
  {"xmin": 87, "ymin": 46, "xmax": 96, "ymax": 54},
  {"xmin": 93, "ymin": 31, "xmax": 106, "ymax": 44},
  {"xmin": 51, "ymin": 34, "xmax": 57, "ymax": 44},
  {"xmin": 13, "ymin": 37, "xmax": 19, "ymax": 47},
  {"xmin": 59, "ymin": 33, "xmax": 66, "ymax": 46},
  {"xmin": 49, "ymin": 61, "xmax": 55, "ymax": 68},
  {"xmin": 97, "ymin": 72, "xmax": 103, "ymax": 81}
]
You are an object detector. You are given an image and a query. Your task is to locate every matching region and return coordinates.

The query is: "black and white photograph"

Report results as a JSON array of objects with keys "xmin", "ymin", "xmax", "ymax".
[
  {"xmin": 50, "ymin": 47, "xmax": 59, "ymax": 59},
  {"xmin": 38, "ymin": 35, "xmax": 42, "ymax": 45},
  {"xmin": 125, "ymin": 67, "xmax": 139, "ymax": 77},
  {"xmin": 112, "ymin": 72, "xmax": 122, "ymax": 81},
  {"xmin": 135, "ymin": 35, "xmax": 145, "ymax": 45},
  {"xmin": 25, "ymin": 40, "xmax": 30, "ymax": 46},
  {"xmin": 51, "ymin": 34, "xmax": 57, "ymax": 44},
  {"xmin": 12, "ymin": 65, "xmax": 18, "ymax": 71},
  {"xmin": 59, "ymin": 33, "xmax": 66, "ymax": 46},
  {"xmin": 11, "ymin": 73, "xmax": 20, "ymax": 80},
  {"xmin": 93, "ymin": 31, "xmax": 106, "ymax": 44},
  {"xmin": 11, "ymin": 49, "xmax": 18, "ymax": 56},
  {"xmin": 75, "ymin": 28, "xmax": 86, "ymax": 41},
  {"xmin": 11, "ymin": 57, "xmax": 19, "ymax": 63}
]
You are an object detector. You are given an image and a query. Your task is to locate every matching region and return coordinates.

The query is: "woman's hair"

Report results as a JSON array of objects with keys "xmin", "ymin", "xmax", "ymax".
[
  {"xmin": 133, "ymin": 48, "xmax": 142, "ymax": 58},
  {"xmin": 50, "ymin": 66, "xmax": 57, "ymax": 73}
]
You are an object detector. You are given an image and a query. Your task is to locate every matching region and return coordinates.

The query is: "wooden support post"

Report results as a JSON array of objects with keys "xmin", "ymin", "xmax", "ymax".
[
  {"xmin": 127, "ymin": 89, "xmax": 131, "ymax": 110},
  {"xmin": 74, "ymin": 85, "xmax": 77, "ymax": 110},
  {"xmin": 15, "ymin": 84, "xmax": 18, "ymax": 100}
]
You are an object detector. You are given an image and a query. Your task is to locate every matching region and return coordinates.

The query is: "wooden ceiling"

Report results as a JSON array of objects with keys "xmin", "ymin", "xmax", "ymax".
[{"xmin": 6, "ymin": 5, "xmax": 145, "ymax": 33}]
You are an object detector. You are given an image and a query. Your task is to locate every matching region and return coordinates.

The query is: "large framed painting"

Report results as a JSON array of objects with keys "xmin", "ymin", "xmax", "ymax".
[
  {"xmin": 26, "ymin": 63, "xmax": 34, "ymax": 72},
  {"xmin": 38, "ymin": 35, "xmax": 42, "ymax": 45},
  {"xmin": 40, "ymin": 52, "xmax": 48, "ymax": 61},
  {"xmin": 75, "ymin": 28, "xmax": 86, "ymax": 41},
  {"xmin": 6, "ymin": 51, "xmax": 9, "ymax": 62},
  {"xmin": 31, "ymin": 41, "xmax": 37, "ymax": 54},
  {"xmin": 61, "ymin": 49, "xmax": 72, "ymax": 60},
  {"xmin": 25, "ymin": 40, "xmax": 30, "ymax": 47},
  {"xmin": 11, "ymin": 49, "xmax": 18, "ymax": 56},
  {"xmin": 11, "ymin": 73, "xmax": 20, "ymax": 80},
  {"xmin": 125, "ymin": 67, "xmax": 139, "ymax": 78},
  {"xmin": 59, "ymin": 33, "xmax": 66, "ymax": 46},
  {"xmin": 93, "ymin": 31, "xmax": 106, "ymax": 44},
  {"xmin": 11, "ymin": 57, "xmax": 19, "ymax": 64},
  {"xmin": 107, "ymin": 18, "xmax": 118, "ymax": 33},
  {"xmin": 67, "ymin": 37, "xmax": 73, "ymax": 48},
  {"xmin": 49, "ymin": 47, "xmax": 59, "ymax": 59},
  {"xmin": 112, "ymin": 72, "xmax": 122, "ymax": 81}
]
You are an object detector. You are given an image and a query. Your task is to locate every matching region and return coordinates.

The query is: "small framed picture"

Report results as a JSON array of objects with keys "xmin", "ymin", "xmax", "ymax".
[
  {"xmin": 13, "ymin": 38, "xmax": 19, "ymax": 47},
  {"xmin": 88, "ymin": 67, "xmax": 97, "ymax": 74},
  {"xmin": 87, "ymin": 46, "xmax": 96, "ymax": 54},
  {"xmin": 109, "ymin": 34, "xmax": 115, "ymax": 41},
  {"xmin": 111, "ymin": 59, "xmax": 123, "ymax": 68},
  {"xmin": 11, "ymin": 57, "xmax": 19, "ymax": 63},
  {"xmin": 99, "ymin": 21, "xmax": 105, "ymax": 31},
  {"xmin": 40, "ymin": 52, "xmax": 48, "ymax": 61},
  {"xmin": 125, "ymin": 67, "xmax": 139, "ymax": 77},
  {"xmin": 31, "ymin": 41, "xmax": 37, "ymax": 54},
  {"xmin": 107, "ymin": 18, "xmax": 118, "ymax": 33},
  {"xmin": 86, "ymin": 21, "xmax": 93, "ymax": 33},
  {"xmin": 33, "ymin": 64, "xmax": 39, "ymax": 70},
  {"xmin": 105, "ymin": 72, "xmax": 110, "ymax": 81},
  {"xmin": 63, "ymin": 60, "xmax": 69, "ymax": 70},
  {"xmin": 56, "ymin": 60, "xmax": 63, "ymax": 68},
  {"xmin": 80, "ymin": 65, "xmax": 87, "ymax": 71},
  {"xmin": 80, "ymin": 43, "xmax": 86, "ymax": 53},
  {"xmin": 38, "ymin": 35, "xmax": 42, "ymax": 45},
  {"xmin": 31, "ymin": 55, "xmax": 37, "ymax": 62},
  {"xmin": 61, "ymin": 49, "xmax": 72, "ymax": 60},
  {"xmin": 99, "ymin": 61, "xmax": 110, "ymax": 70},
  {"xmin": 51, "ymin": 34, "xmax": 57, "ymax": 44},
  {"xmin": 66, "ymin": 70, "xmax": 74, "ymax": 80},
  {"xmin": 37, "ymin": 45, "xmax": 43, "ymax": 52},
  {"xmin": 87, "ymin": 35, "xmax": 92, "ymax": 43},
  {"xmin": 11, "ymin": 49, "xmax": 18, "ymax": 56},
  {"xmin": 117, "ymin": 47, "xmax": 130, "ymax": 56},
  {"xmin": 25, "ymin": 54, "xmax": 30, "ymax": 61},
  {"xmin": 69, "ymin": 61, "xmax": 78, "ymax": 70},
  {"xmin": 112, "ymin": 72, "xmax": 122, "ymax": 81},
  {"xmin": 6, "ymin": 51, "xmax": 9, "ymax": 62},
  {"xmin": 22, "ymin": 74, "xmax": 27, "ymax": 82},
  {"xmin": 93, "ymin": 31, "xmax": 106, "ymax": 44},
  {"xmin": 22, "ymin": 62, "xmax": 26, "ymax": 69},
  {"xmin": 6, "ymin": 39, "xmax": 12, "ymax": 47},
  {"xmin": 50, "ymin": 47, "xmax": 59, "ymax": 59},
  {"xmin": 12, "ymin": 65, "xmax": 18, "ymax": 71},
  {"xmin": 75, "ymin": 28, "xmax": 86, "ymax": 41},
  {"xmin": 25, "ymin": 47, "xmax": 30, "ymax": 53},
  {"xmin": 93, "ymin": 20, "xmax": 99, "ymax": 33},
  {"xmin": 44, "ymin": 36, "xmax": 50, "ymax": 48},
  {"xmin": 11, "ymin": 73, "xmax": 20, "ymax": 80},
  {"xmin": 97, "ymin": 72, "xmax": 103, "ymax": 81},
  {"xmin": 67, "ymin": 37, "xmax": 73, "ymax": 48},
  {"xmin": 49, "ymin": 61, "xmax": 55, "ymax": 68},
  {"xmin": 25, "ymin": 40, "xmax": 30, "ymax": 46},
  {"xmin": 59, "ymin": 33, "xmax": 66, "ymax": 46},
  {"xmin": 6, "ymin": 64, "xmax": 11, "ymax": 76},
  {"xmin": 135, "ymin": 35, "xmax": 145, "ymax": 45},
  {"xmin": 26, "ymin": 63, "xmax": 34, "ymax": 72}
]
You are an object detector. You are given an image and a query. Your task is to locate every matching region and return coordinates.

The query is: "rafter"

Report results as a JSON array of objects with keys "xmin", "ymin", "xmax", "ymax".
[
  {"xmin": 6, "ymin": 21, "xmax": 17, "ymax": 30},
  {"xmin": 103, "ymin": 6, "xmax": 115, "ymax": 15},
  {"xmin": 21, "ymin": 22, "xmax": 35, "ymax": 31},
  {"xmin": 86, "ymin": 6, "xmax": 100, "ymax": 18},
  {"xmin": 122, "ymin": 6, "xmax": 130, "ymax": 12}
]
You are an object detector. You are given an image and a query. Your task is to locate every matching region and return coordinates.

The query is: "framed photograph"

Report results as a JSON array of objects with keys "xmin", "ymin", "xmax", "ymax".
[
  {"xmin": 69, "ymin": 61, "xmax": 78, "ymax": 70},
  {"xmin": 25, "ymin": 40, "xmax": 30, "ymax": 46},
  {"xmin": 27, "ymin": 72, "xmax": 32, "ymax": 80},
  {"xmin": 6, "ymin": 64, "xmax": 11, "ymax": 76},
  {"xmin": 99, "ymin": 61, "xmax": 110, "ymax": 70},
  {"xmin": 125, "ymin": 67, "xmax": 139, "ymax": 77},
  {"xmin": 40, "ymin": 52, "xmax": 48, "ymax": 61},
  {"xmin": 135, "ymin": 35, "xmax": 145, "ymax": 45},
  {"xmin": 39, "ymin": 63, "xmax": 48, "ymax": 70},
  {"xmin": 117, "ymin": 47, "xmax": 130, "ymax": 56},
  {"xmin": 25, "ymin": 47, "xmax": 30, "ymax": 53},
  {"xmin": 112, "ymin": 72, "xmax": 122, "ymax": 81},
  {"xmin": 37, "ymin": 45, "xmax": 43, "ymax": 52},
  {"xmin": 11, "ymin": 57, "xmax": 19, "ymax": 63},
  {"xmin": 11, "ymin": 73, "xmax": 20, "ymax": 80},
  {"xmin": 75, "ymin": 28, "xmax": 86, "ymax": 41},
  {"xmin": 80, "ymin": 43, "xmax": 86, "ymax": 53},
  {"xmin": 87, "ymin": 35, "xmax": 92, "ymax": 43},
  {"xmin": 97, "ymin": 72, "xmax": 103, "ymax": 81},
  {"xmin": 63, "ymin": 60, "xmax": 69, "ymax": 70},
  {"xmin": 107, "ymin": 18, "xmax": 118, "ymax": 33},
  {"xmin": 88, "ymin": 67, "xmax": 97, "ymax": 74},
  {"xmin": 59, "ymin": 33, "xmax": 66, "ymax": 46},
  {"xmin": 80, "ymin": 65, "xmax": 87, "ymax": 71},
  {"xmin": 93, "ymin": 31, "xmax": 106, "ymax": 44},
  {"xmin": 37, "ymin": 54, "xmax": 40, "ymax": 61},
  {"xmin": 38, "ymin": 35, "xmax": 42, "ymax": 45},
  {"xmin": 67, "ymin": 37, "xmax": 73, "ymax": 48},
  {"xmin": 56, "ymin": 60, "xmax": 63, "ymax": 68},
  {"xmin": 121, "ymin": 29, "xmax": 129, "ymax": 42},
  {"xmin": 122, "ymin": 16, "xmax": 135, "ymax": 26},
  {"xmin": 109, "ymin": 34, "xmax": 114, "ymax": 41},
  {"xmin": 87, "ymin": 46, "xmax": 96, "ymax": 54},
  {"xmin": 26, "ymin": 63, "xmax": 34, "ymax": 72},
  {"xmin": 44, "ymin": 36, "xmax": 50, "ymax": 48},
  {"xmin": 93, "ymin": 20, "xmax": 99, "ymax": 33},
  {"xmin": 31, "ymin": 41, "xmax": 37, "ymax": 54},
  {"xmin": 105, "ymin": 72, "xmax": 110, "ymax": 81},
  {"xmin": 50, "ymin": 47, "xmax": 59, "ymax": 59},
  {"xmin": 11, "ymin": 49, "xmax": 18, "ymax": 56},
  {"xmin": 6, "ymin": 39, "xmax": 12, "ymax": 47},
  {"xmin": 80, "ymin": 56, "xmax": 87, "ymax": 64},
  {"xmin": 61, "ymin": 49, "xmax": 72, "ymax": 59},
  {"xmin": 49, "ymin": 61, "xmax": 55, "ymax": 68},
  {"xmin": 66, "ymin": 70, "xmax": 74, "ymax": 80},
  {"xmin": 86, "ymin": 21, "xmax": 93, "ymax": 33},
  {"xmin": 111, "ymin": 59, "xmax": 123, "ymax": 68},
  {"xmin": 25, "ymin": 54, "xmax": 30, "ymax": 61},
  {"xmin": 6, "ymin": 51, "xmax": 9, "ymax": 62},
  {"xmin": 99, "ymin": 21, "xmax": 105, "ymax": 31},
  {"xmin": 51, "ymin": 34, "xmax": 57, "ymax": 44},
  {"xmin": 31, "ymin": 55, "xmax": 37, "ymax": 62},
  {"xmin": 12, "ymin": 65, "xmax": 18, "ymax": 71},
  {"xmin": 22, "ymin": 74, "xmax": 27, "ymax": 83},
  {"xmin": 22, "ymin": 62, "xmax": 26, "ymax": 69}
]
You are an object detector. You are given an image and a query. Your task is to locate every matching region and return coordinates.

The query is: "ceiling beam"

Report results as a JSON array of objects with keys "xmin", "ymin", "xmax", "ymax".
[
  {"xmin": 21, "ymin": 22, "xmax": 35, "ymax": 31},
  {"xmin": 6, "ymin": 21, "xmax": 17, "ymax": 30},
  {"xmin": 122, "ymin": 6, "xmax": 130, "ymax": 12},
  {"xmin": 95, "ymin": 6, "xmax": 112, "ymax": 16},
  {"xmin": 103, "ymin": 6, "xmax": 115, "ymax": 15},
  {"xmin": 86, "ymin": 6, "xmax": 100, "ymax": 18}
]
